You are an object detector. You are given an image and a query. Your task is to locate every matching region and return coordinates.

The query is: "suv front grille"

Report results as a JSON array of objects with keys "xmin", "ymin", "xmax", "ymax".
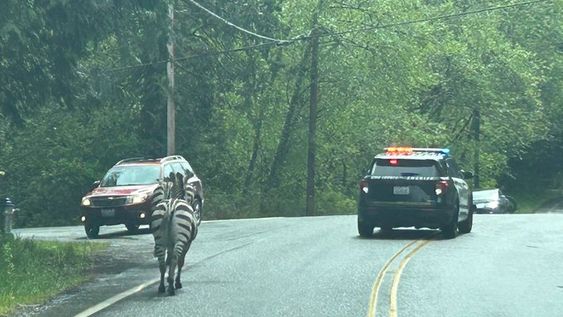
[{"xmin": 90, "ymin": 197, "xmax": 128, "ymax": 207}]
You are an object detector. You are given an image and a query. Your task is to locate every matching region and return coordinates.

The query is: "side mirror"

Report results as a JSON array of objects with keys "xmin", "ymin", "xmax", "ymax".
[
  {"xmin": 461, "ymin": 170, "xmax": 473, "ymax": 180},
  {"xmin": 90, "ymin": 180, "xmax": 101, "ymax": 191}
]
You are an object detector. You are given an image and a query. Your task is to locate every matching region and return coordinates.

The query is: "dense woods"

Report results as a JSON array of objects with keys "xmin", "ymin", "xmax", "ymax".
[{"xmin": 0, "ymin": 0, "xmax": 560, "ymax": 227}]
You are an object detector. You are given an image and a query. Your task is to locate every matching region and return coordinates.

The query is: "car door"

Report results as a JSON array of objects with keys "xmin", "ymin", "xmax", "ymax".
[
  {"xmin": 446, "ymin": 159, "xmax": 470, "ymax": 218},
  {"xmin": 179, "ymin": 161, "xmax": 202, "ymax": 200},
  {"xmin": 162, "ymin": 163, "xmax": 177, "ymax": 194}
]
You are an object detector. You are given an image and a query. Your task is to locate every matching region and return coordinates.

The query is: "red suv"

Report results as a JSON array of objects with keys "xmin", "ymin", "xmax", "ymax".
[{"xmin": 80, "ymin": 156, "xmax": 204, "ymax": 238}]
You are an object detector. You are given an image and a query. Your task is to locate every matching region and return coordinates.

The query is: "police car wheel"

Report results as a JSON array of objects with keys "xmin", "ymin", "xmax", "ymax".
[
  {"xmin": 441, "ymin": 201, "xmax": 459, "ymax": 239},
  {"xmin": 358, "ymin": 221, "xmax": 374, "ymax": 237},
  {"xmin": 459, "ymin": 210, "xmax": 473, "ymax": 234}
]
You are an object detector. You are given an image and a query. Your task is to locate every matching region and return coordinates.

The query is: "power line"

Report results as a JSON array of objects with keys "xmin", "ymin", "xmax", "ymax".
[
  {"xmin": 181, "ymin": 0, "xmax": 304, "ymax": 44},
  {"xmin": 96, "ymin": 59, "xmax": 168, "ymax": 73},
  {"xmin": 96, "ymin": 0, "xmax": 551, "ymax": 73},
  {"xmin": 329, "ymin": 0, "xmax": 552, "ymax": 38},
  {"xmin": 175, "ymin": 41, "xmax": 292, "ymax": 62},
  {"xmin": 98, "ymin": 40, "xmax": 295, "ymax": 73}
]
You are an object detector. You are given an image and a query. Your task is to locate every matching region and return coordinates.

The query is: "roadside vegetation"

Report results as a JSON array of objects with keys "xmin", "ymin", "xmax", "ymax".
[
  {"xmin": 0, "ymin": 234, "xmax": 106, "ymax": 316},
  {"xmin": 0, "ymin": 1, "xmax": 560, "ymax": 225},
  {"xmin": 513, "ymin": 189, "xmax": 563, "ymax": 213}
]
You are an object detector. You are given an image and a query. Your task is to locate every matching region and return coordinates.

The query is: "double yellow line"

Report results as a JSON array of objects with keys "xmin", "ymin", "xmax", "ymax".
[{"xmin": 367, "ymin": 237, "xmax": 434, "ymax": 317}]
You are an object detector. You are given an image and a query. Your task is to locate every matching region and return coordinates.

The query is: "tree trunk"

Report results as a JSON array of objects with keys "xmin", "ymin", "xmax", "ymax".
[{"xmin": 266, "ymin": 48, "xmax": 311, "ymax": 190}]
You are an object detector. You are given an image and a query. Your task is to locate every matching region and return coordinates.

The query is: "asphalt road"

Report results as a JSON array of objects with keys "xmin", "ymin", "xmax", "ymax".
[{"xmin": 11, "ymin": 213, "xmax": 563, "ymax": 317}]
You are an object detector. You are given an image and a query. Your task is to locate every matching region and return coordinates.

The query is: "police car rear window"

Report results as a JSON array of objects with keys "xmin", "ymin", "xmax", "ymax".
[{"xmin": 370, "ymin": 159, "xmax": 441, "ymax": 177}]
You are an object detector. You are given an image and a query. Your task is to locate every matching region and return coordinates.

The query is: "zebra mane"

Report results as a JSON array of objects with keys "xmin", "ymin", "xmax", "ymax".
[{"xmin": 159, "ymin": 172, "xmax": 186, "ymax": 202}]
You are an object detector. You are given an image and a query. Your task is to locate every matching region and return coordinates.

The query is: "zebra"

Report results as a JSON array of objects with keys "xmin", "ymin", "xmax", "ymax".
[{"xmin": 150, "ymin": 174, "xmax": 198, "ymax": 295}]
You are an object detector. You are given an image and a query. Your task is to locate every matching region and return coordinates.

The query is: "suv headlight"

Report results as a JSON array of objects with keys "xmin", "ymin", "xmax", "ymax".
[
  {"xmin": 81, "ymin": 197, "xmax": 91, "ymax": 206},
  {"xmin": 127, "ymin": 194, "xmax": 148, "ymax": 205}
]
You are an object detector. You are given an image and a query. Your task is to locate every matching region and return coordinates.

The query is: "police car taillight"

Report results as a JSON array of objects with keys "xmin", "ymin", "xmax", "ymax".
[
  {"xmin": 359, "ymin": 179, "xmax": 369, "ymax": 193},
  {"xmin": 435, "ymin": 180, "xmax": 448, "ymax": 196}
]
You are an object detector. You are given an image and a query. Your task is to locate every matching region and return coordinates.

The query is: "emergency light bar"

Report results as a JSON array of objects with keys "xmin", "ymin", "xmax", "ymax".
[{"xmin": 384, "ymin": 147, "xmax": 450, "ymax": 156}]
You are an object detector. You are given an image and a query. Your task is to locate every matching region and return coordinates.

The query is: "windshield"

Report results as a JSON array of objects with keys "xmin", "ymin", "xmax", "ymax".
[
  {"xmin": 371, "ymin": 159, "xmax": 441, "ymax": 177},
  {"xmin": 100, "ymin": 165, "xmax": 161, "ymax": 187},
  {"xmin": 473, "ymin": 189, "xmax": 500, "ymax": 201}
]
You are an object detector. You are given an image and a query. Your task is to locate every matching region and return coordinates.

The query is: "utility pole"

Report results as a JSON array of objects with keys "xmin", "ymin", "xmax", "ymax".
[
  {"xmin": 472, "ymin": 107, "xmax": 481, "ymax": 189},
  {"xmin": 306, "ymin": 3, "xmax": 321, "ymax": 217},
  {"xmin": 166, "ymin": 1, "xmax": 176, "ymax": 156}
]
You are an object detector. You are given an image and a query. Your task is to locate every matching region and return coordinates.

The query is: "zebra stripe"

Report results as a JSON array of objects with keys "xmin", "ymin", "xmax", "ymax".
[
  {"xmin": 151, "ymin": 197, "xmax": 198, "ymax": 295},
  {"xmin": 151, "ymin": 186, "xmax": 165, "ymax": 208}
]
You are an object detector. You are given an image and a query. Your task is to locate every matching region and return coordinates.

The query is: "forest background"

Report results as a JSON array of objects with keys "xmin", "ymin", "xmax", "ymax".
[{"xmin": 0, "ymin": 0, "xmax": 561, "ymax": 227}]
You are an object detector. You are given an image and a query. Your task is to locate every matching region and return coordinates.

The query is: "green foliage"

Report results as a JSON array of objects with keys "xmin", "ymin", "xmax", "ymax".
[
  {"xmin": 1, "ymin": 106, "xmax": 143, "ymax": 227},
  {"xmin": 0, "ymin": 0, "xmax": 560, "ymax": 225},
  {"xmin": 316, "ymin": 190, "xmax": 356, "ymax": 215},
  {"xmin": 0, "ymin": 234, "xmax": 105, "ymax": 315}
]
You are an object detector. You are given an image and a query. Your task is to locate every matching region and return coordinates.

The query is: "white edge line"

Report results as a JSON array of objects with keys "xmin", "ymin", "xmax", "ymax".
[
  {"xmin": 202, "ymin": 216, "xmax": 285, "ymax": 223},
  {"xmin": 74, "ymin": 278, "xmax": 160, "ymax": 317}
]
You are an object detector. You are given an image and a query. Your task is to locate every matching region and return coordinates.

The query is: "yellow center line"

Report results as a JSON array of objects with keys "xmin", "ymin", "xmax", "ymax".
[
  {"xmin": 389, "ymin": 239, "xmax": 433, "ymax": 317},
  {"xmin": 367, "ymin": 233, "xmax": 437, "ymax": 317},
  {"xmin": 366, "ymin": 240, "xmax": 419, "ymax": 317}
]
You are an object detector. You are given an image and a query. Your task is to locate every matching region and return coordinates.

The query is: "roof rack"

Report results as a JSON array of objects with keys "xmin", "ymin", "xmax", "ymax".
[
  {"xmin": 114, "ymin": 155, "xmax": 185, "ymax": 166},
  {"xmin": 115, "ymin": 157, "xmax": 147, "ymax": 165},
  {"xmin": 160, "ymin": 155, "xmax": 185, "ymax": 163}
]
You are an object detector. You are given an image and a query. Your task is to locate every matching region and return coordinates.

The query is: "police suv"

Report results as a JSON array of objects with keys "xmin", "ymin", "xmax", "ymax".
[{"xmin": 357, "ymin": 147, "xmax": 474, "ymax": 239}]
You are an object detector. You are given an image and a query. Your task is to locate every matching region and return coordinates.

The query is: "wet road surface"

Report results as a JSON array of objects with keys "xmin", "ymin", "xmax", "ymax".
[{"xmin": 11, "ymin": 212, "xmax": 563, "ymax": 317}]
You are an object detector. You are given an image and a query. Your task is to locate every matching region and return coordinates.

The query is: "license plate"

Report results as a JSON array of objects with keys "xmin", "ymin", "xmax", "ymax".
[
  {"xmin": 393, "ymin": 186, "xmax": 409, "ymax": 195},
  {"xmin": 101, "ymin": 209, "xmax": 115, "ymax": 217}
]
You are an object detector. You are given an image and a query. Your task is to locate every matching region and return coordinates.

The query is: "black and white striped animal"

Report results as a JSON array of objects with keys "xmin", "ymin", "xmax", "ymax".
[{"xmin": 150, "ymin": 175, "xmax": 198, "ymax": 295}]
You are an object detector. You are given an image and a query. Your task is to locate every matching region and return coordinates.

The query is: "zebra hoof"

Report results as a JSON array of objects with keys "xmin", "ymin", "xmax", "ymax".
[
  {"xmin": 167, "ymin": 288, "xmax": 176, "ymax": 296},
  {"xmin": 175, "ymin": 282, "xmax": 183, "ymax": 289},
  {"xmin": 158, "ymin": 285, "xmax": 166, "ymax": 293}
]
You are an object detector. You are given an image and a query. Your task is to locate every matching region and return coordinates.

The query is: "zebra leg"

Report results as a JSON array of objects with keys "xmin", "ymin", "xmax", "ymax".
[
  {"xmin": 175, "ymin": 242, "xmax": 190, "ymax": 289},
  {"xmin": 158, "ymin": 255, "xmax": 166, "ymax": 293},
  {"xmin": 167, "ymin": 248, "xmax": 177, "ymax": 296},
  {"xmin": 155, "ymin": 244, "xmax": 167, "ymax": 294}
]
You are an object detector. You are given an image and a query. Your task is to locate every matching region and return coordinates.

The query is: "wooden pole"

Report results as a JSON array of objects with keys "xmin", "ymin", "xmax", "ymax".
[
  {"xmin": 306, "ymin": 9, "xmax": 321, "ymax": 217},
  {"xmin": 166, "ymin": 2, "xmax": 176, "ymax": 156},
  {"xmin": 473, "ymin": 107, "xmax": 481, "ymax": 188}
]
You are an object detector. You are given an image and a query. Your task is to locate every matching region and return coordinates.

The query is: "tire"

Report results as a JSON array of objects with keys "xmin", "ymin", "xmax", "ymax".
[
  {"xmin": 459, "ymin": 197, "xmax": 474, "ymax": 234},
  {"xmin": 192, "ymin": 198, "xmax": 202, "ymax": 225},
  {"xmin": 126, "ymin": 223, "xmax": 140, "ymax": 233},
  {"xmin": 458, "ymin": 210, "xmax": 473, "ymax": 234},
  {"xmin": 358, "ymin": 220, "xmax": 374, "ymax": 237},
  {"xmin": 85, "ymin": 223, "xmax": 100, "ymax": 239},
  {"xmin": 441, "ymin": 201, "xmax": 459, "ymax": 239}
]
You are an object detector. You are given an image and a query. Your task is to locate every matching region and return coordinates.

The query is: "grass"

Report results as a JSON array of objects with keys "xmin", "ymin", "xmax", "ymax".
[
  {"xmin": 0, "ymin": 234, "xmax": 107, "ymax": 316},
  {"xmin": 512, "ymin": 188, "xmax": 563, "ymax": 213}
]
